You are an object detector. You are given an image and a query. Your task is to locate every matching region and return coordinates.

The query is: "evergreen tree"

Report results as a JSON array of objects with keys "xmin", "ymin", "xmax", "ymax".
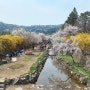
[{"xmin": 65, "ymin": 7, "xmax": 78, "ymax": 26}]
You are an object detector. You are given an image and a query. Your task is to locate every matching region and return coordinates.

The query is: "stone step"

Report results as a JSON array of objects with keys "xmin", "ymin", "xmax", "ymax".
[
  {"xmin": 0, "ymin": 78, "xmax": 6, "ymax": 90},
  {"xmin": 0, "ymin": 88, "xmax": 5, "ymax": 90},
  {"xmin": 0, "ymin": 84, "xmax": 5, "ymax": 88},
  {"xmin": 0, "ymin": 78, "xmax": 5, "ymax": 83}
]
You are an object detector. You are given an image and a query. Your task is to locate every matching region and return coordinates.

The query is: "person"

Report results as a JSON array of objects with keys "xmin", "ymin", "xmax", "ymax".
[{"xmin": 6, "ymin": 53, "xmax": 12, "ymax": 63}]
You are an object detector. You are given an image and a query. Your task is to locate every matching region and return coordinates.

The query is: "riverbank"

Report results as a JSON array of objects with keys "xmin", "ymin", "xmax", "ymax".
[{"xmin": 58, "ymin": 53, "xmax": 90, "ymax": 86}]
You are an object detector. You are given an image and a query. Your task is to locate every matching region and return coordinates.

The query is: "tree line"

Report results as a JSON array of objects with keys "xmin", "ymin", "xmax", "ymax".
[
  {"xmin": 0, "ymin": 30, "xmax": 49, "ymax": 55},
  {"xmin": 62, "ymin": 7, "xmax": 90, "ymax": 33}
]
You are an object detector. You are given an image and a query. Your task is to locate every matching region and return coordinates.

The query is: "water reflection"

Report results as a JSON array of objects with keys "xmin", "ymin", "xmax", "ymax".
[
  {"xmin": 51, "ymin": 56, "xmax": 67, "ymax": 73},
  {"xmin": 36, "ymin": 56, "xmax": 85, "ymax": 90}
]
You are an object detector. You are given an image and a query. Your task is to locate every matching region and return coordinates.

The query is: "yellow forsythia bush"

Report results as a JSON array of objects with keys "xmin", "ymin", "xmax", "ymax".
[
  {"xmin": 64, "ymin": 35, "xmax": 71, "ymax": 41},
  {"xmin": 73, "ymin": 33, "xmax": 90, "ymax": 51},
  {"xmin": 0, "ymin": 34, "xmax": 23, "ymax": 52}
]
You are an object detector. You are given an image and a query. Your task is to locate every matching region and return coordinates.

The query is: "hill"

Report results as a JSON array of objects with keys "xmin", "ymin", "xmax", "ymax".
[{"xmin": 0, "ymin": 22, "xmax": 62, "ymax": 34}]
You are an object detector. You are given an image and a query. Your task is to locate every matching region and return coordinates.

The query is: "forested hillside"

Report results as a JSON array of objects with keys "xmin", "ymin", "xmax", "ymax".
[{"xmin": 0, "ymin": 22, "xmax": 62, "ymax": 34}]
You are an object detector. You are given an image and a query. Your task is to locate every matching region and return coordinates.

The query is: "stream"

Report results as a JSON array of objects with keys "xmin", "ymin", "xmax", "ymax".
[
  {"xmin": 36, "ymin": 56, "xmax": 85, "ymax": 90},
  {"xmin": 6, "ymin": 56, "xmax": 86, "ymax": 90}
]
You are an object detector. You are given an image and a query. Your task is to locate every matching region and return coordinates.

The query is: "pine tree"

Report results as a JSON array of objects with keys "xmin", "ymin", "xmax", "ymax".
[{"xmin": 65, "ymin": 7, "xmax": 78, "ymax": 26}]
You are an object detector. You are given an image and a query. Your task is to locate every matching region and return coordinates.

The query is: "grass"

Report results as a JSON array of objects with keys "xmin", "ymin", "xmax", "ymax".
[
  {"xmin": 29, "ymin": 63, "xmax": 36, "ymax": 73},
  {"xmin": 29, "ymin": 50, "xmax": 47, "ymax": 73},
  {"xmin": 59, "ymin": 53, "xmax": 73, "ymax": 63},
  {"xmin": 59, "ymin": 53, "xmax": 90, "ymax": 80},
  {"xmin": 21, "ymin": 52, "xmax": 41, "ymax": 61},
  {"xmin": 9, "ymin": 64, "xmax": 24, "ymax": 70},
  {"xmin": 24, "ymin": 55, "xmax": 33, "ymax": 61}
]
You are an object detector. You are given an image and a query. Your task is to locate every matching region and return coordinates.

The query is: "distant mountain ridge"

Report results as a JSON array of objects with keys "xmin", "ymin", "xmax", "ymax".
[{"xmin": 0, "ymin": 22, "xmax": 62, "ymax": 34}]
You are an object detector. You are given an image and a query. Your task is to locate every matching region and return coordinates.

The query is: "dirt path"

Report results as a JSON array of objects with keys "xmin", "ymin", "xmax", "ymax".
[{"xmin": 0, "ymin": 51, "xmax": 42, "ymax": 78}]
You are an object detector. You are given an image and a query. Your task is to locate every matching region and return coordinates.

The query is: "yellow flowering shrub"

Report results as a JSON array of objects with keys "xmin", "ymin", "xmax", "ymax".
[
  {"xmin": 73, "ymin": 33, "xmax": 90, "ymax": 51},
  {"xmin": 64, "ymin": 35, "xmax": 71, "ymax": 41},
  {"xmin": 0, "ymin": 34, "xmax": 23, "ymax": 53}
]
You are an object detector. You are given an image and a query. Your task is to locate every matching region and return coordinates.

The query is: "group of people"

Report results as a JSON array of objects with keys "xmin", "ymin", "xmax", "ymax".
[{"xmin": 6, "ymin": 49, "xmax": 24, "ymax": 61}]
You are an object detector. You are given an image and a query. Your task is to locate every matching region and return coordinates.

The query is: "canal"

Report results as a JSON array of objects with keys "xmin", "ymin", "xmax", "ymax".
[
  {"xmin": 36, "ymin": 56, "xmax": 85, "ymax": 90},
  {"xmin": 6, "ymin": 56, "xmax": 87, "ymax": 90}
]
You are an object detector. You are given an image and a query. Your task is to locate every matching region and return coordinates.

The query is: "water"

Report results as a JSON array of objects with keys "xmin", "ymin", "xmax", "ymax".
[
  {"xmin": 36, "ymin": 56, "xmax": 84, "ymax": 90},
  {"xmin": 6, "ymin": 56, "xmax": 86, "ymax": 90}
]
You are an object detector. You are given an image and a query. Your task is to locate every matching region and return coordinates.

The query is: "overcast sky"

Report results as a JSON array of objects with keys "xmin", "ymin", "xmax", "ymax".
[{"xmin": 0, "ymin": 0, "xmax": 90, "ymax": 25}]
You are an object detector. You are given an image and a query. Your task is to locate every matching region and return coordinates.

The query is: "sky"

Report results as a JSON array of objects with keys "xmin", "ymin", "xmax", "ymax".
[{"xmin": 0, "ymin": 0, "xmax": 90, "ymax": 26}]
